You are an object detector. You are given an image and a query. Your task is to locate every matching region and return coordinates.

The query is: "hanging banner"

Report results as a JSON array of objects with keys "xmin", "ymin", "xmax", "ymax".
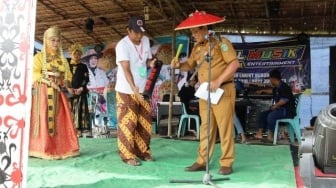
[
  {"xmin": 0, "ymin": 1, "xmax": 36, "ymax": 187},
  {"xmin": 233, "ymin": 38, "xmax": 311, "ymax": 94}
]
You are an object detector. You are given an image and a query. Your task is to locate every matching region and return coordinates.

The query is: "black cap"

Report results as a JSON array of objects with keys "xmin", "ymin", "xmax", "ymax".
[{"xmin": 128, "ymin": 16, "xmax": 146, "ymax": 33}]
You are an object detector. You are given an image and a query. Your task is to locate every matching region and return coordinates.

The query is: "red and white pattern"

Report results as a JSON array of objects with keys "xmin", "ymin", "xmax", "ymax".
[{"xmin": 0, "ymin": 1, "xmax": 36, "ymax": 187}]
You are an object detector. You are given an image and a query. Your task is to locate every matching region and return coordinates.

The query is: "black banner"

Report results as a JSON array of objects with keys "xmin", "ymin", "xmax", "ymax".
[{"xmin": 233, "ymin": 38, "xmax": 311, "ymax": 94}]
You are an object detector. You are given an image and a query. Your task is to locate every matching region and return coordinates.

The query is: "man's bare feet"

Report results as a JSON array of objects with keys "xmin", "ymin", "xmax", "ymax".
[{"xmin": 254, "ymin": 129, "xmax": 264, "ymax": 139}]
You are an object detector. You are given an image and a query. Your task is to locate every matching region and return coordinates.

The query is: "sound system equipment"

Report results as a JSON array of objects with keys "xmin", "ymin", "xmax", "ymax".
[
  {"xmin": 235, "ymin": 97, "xmax": 272, "ymax": 134},
  {"xmin": 298, "ymin": 104, "xmax": 336, "ymax": 187},
  {"xmin": 313, "ymin": 103, "xmax": 336, "ymax": 173}
]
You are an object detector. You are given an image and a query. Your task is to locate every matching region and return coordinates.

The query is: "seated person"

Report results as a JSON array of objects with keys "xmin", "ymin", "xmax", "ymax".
[
  {"xmin": 254, "ymin": 69, "xmax": 296, "ymax": 143},
  {"xmin": 178, "ymin": 74, "xmax": 199, "ymax": 136},
  {"xmin": 178, "ymin": 74, "xmax": 199, "ymax": 115},
  {"xmin": 234, "ymin": 80, "xmax": 245, "ymax": 97},
  {"xmin": 233, "ymin": 81, "xmax": 247, "ymax": 143},
  {"xmin": 234, "ymin": 113, "xmax": 247, "ymax": 143}
]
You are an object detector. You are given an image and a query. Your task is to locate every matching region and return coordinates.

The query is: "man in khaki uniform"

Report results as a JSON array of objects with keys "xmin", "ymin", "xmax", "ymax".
[{"xmin": 171, "ymin": 26, "xmax": 239, "ymax": 175}]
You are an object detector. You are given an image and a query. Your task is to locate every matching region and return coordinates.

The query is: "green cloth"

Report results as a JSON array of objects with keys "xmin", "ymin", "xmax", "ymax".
[{"xmin": 28, "ymin": 138, "xmax": 296, "ymax": 188}]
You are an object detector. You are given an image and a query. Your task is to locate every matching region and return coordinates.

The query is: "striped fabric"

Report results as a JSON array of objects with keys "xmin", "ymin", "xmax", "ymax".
[
  {"xmin": 71, "ymin": 95, "xmax": 90, "ymax": 131},
  {"xmin": 47, "ymin": 87, "xmax": 57, "ymax": 135},
  {"xmin": 116, "ymin": 92, "xmax": 152, "ymax": 161}
]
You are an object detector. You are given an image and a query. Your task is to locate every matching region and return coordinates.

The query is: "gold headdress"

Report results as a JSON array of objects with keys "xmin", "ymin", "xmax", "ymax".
[
  {"xmin": 43, "ymin": 26, "xmax": 61, "ymax": 42},
  {"xmin": 41, "ymin": 26, "xmax": 69, "ymax": 84},
  {"xmin": 69, "ymin": 43, "xmax": 84, "ymax": 55},
  {"xmin": 42, "ymin": 26, "xmax": 62, "ymax": 55}
]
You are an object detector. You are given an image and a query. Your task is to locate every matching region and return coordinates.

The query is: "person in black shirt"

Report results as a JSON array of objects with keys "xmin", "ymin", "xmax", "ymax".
[
  {"xmin": 69, "ymin": 43, "xmax": 90, "ymax": 137},
  {"xmin": 178, "ymin": 73, "xmax": 199, "ymax": 136},
  {"xmin": 254, "ymin": 69, "xmax": 296, "ymax": 142},
  {"xmin": 178, "ymin": 74, "xmax": 199, "ymax": 115}
]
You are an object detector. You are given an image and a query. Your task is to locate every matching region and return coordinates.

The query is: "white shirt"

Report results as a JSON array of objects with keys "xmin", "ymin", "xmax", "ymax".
[
  {"xmin": 115, "ymin": 35, "xmax": 152, "ymax": 94},
  {"xmin": 87, "ymin": 67, "xmax": 109, "ymax": 89}
]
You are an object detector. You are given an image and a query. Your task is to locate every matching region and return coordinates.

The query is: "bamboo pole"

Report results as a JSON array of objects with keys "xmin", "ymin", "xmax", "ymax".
[{"xmin": 167, "ymin": 13, "xmax": 177, "ymax": 137}]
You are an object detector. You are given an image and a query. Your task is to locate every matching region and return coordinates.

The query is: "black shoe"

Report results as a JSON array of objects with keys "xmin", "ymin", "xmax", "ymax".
[
  {"xmin": 185, "ymin": 162, "xmax": 206, "ymax": 172},
  {"xmin": 218, "ymin": 166, "xmax": 232, "ymax": 175}
]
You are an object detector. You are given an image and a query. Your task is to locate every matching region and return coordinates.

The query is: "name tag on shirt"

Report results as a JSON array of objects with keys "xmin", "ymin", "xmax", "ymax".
[{"xmin": 139, "ymin": 66, "xmax": 147, "ymax": 78}]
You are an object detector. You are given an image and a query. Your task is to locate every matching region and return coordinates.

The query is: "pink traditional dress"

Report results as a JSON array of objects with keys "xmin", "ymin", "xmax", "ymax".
[{"xmin": 29, "ymin": 26, "xmax": 79, "ymax": 160}]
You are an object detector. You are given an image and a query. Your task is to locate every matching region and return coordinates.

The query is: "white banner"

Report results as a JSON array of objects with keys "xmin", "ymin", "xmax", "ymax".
[{"xmin": 0, "ymin": 1, "xmax": 36, "ymax": 187}]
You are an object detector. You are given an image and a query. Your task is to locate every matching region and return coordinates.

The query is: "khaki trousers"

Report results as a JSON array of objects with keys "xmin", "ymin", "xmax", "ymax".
[{"xmin": 196, "ymin": 83, "xmax": 236, "ymax": 167}]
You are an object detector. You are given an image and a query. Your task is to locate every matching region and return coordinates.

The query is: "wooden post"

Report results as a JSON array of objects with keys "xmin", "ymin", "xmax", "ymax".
[
  {"xmin": 167, "ymin": 13, "xmax": 177, "ymax": 137},
  {"xmin": 168, "ymin": 33, "xmax": 176, "ymax": 137}
]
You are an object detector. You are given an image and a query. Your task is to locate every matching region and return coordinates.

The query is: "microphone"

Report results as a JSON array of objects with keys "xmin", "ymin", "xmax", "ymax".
[
  {"xmin": 175, "ymin": 44, "xmax": 183, "ymax": 60},
  {"xmin": 205, "ymin": 30, "xmax": 216, "ymax": 39}
]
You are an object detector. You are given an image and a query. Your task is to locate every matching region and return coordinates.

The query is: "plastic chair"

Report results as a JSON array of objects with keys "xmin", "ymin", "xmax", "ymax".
[
  {"xmin": 177, "ymin": 103, "xmax": 200, "ymax": 139},
  {"xmin": 273, "ymin": 94, "xmax": 302, "ymax": 144}
]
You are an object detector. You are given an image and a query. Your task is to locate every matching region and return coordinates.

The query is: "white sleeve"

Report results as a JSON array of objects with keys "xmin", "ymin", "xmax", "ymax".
[
  {"xmin": 116, "ymin": 41, "xmax": 129, "ymax": 63},
  {"xmin": 148, "ymin": 49, "xmax": 153, "ymax": 59},
  {"xmin": 143, "ymin": 36, "xmax": 153, "ymax": 59}
]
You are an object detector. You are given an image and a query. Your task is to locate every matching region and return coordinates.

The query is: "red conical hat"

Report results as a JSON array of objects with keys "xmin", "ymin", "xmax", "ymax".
[{"xmin": 175, "ymin": 10, "xmax": 225, "ymax": 31}]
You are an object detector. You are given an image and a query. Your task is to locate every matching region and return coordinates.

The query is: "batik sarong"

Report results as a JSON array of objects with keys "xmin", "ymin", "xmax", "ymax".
[{"xmin": 116, "ymin": 92, "xmax": 152, "ymax": 161}]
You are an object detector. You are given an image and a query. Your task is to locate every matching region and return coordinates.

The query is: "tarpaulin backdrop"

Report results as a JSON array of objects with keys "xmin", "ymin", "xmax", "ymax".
[{"xmin": 233, "ymin": 38, "xmax": 311, "ymax": 94}]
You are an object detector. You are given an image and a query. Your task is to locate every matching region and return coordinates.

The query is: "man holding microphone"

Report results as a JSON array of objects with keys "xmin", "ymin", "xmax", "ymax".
[{"xmin": 171, "ymin": 25, "xmax": 240, "ymax": 175}]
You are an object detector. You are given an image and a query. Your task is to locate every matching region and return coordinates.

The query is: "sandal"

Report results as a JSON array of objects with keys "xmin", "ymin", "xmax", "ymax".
[
  {"xmin": 143, "ymin": 156, "xmax": 155, "ymax": 161},
  {"xmin": 241, "ymin": 134, "xmax": 247, "ymax": 144},
  {"xmin": 125, "ymin": 159, "xmax": 141, "ymax": 166},
  {"xmin": 140, "ymin": 155, "xmax": 155, "ymax": 161}
]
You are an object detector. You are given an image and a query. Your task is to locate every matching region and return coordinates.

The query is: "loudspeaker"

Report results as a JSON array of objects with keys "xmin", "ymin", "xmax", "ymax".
[
  {"xmin": 85, "ymin": 18, "xmax": 94, "ymax": 33},
  {"xmin": 330, "ymin": 46, "xmax": 336, "ymax": 104}
]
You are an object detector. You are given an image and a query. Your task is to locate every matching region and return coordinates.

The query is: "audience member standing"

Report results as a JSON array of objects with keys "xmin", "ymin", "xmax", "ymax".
[{"xmin": 69, "ymin": 43, "xmax": 90, "ymax": 136}]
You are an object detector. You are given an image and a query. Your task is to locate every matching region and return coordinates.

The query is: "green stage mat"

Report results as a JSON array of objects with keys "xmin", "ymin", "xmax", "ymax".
[{"xmin": 28, "ymin": 138, "xmax": 296, "ymax": 188}]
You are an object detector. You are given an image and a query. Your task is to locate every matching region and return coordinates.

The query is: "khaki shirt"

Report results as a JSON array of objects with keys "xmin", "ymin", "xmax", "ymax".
[{"xmin": 187, "ymin": 37, "xmax": 237, "ymax": 84}]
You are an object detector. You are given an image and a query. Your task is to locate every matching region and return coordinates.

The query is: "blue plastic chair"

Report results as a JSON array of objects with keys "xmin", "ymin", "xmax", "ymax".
[
  {"xmin": 177, "ymin": 103, "xmax": 200, "ymax": 139},
  {"xmin": 273, "ymin": 94, "xmax": 302, "ymax": 144}
]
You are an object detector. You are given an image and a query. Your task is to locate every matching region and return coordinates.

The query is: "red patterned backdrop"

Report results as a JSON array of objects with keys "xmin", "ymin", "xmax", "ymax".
[{"xmin": 0, "ymin": 1, "xmax": 36, "ymax": 187}]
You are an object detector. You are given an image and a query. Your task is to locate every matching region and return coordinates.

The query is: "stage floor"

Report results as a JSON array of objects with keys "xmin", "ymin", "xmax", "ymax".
[{"xmin": 28, "ymin": 138, "xmax": 296, "ymax": 188}]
